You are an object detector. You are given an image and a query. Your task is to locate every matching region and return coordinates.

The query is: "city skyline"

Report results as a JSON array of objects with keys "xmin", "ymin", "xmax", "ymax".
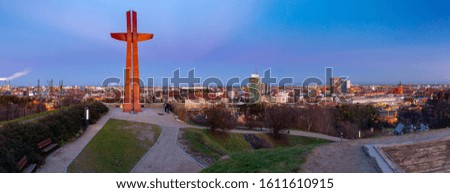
[{"xmin": 1, "ymin": 1, "xmax": 450, "ymax": 86}]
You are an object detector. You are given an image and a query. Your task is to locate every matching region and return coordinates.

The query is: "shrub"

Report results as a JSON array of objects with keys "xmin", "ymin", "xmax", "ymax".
[{"xmin": 0, "ymin": 101, "xmax": 108, "ymax": 172}]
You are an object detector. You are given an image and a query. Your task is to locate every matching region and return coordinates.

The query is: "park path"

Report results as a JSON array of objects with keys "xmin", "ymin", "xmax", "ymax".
[
  {"xmin": 39, "ymin": 107, "xmax": 202, "ymax": 173},
  {"xmin": 228, "ymin": 129, "xmax": 344, "ymax": 142},
  {"xmin": 131, "ymin": 125, "xmax": 203, "ymax": 173},
  {"xmin": 38, "ymin": 110, "xmax": 113, "ymax": 173}
]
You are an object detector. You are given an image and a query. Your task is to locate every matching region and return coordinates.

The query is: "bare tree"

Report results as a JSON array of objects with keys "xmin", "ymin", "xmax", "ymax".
[
  {"xmin": 297, "ymin": 105, "xmax": 320, "ymax": 131},
  {"xmin": 170, "ymin": 102, "xmax": 188, "ymax": 122},
  {"xmin": 205, "ymin": 104, "xmax": 236, "ymax": 132},
  {"xmin": 264, "ymin": 105, "xmax": 297, "ymax": 137}
]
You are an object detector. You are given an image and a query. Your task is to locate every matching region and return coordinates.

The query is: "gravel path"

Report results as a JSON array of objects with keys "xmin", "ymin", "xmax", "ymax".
[
  {"xmin": 302, "ymin": 127, "xmax": 450, "ymax": 173},
  {"xmin": 38, "ymin": 107, "xmax": 202, "ymax": 173}
]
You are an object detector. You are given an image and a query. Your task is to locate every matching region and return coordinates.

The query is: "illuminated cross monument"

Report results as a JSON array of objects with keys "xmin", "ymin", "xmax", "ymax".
[{"xmin": 111, "ymin": 11, "xmax": 153, "ymax": 113}]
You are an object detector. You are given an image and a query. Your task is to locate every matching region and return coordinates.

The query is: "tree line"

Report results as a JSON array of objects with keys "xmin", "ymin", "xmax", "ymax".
[
  {"xmin": 0, "ymin": 95, "xmax": 82, "ymax": 123},
  {"xmin": 399, "ymin": 89, "xmax": 450, "ymax": 129},
  {"xmin": 180, "ymin": 103, "xmax": 382, "ymax": 139}
]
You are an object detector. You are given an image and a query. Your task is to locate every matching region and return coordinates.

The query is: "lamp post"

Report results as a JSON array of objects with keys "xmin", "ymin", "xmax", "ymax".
[{"xmin": 85, "ymin": 107, "xmax": 89, "ymax": 128}]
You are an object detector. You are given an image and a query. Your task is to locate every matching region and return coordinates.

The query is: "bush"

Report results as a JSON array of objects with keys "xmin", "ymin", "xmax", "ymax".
[{"xmin": 0, "ymin": 101, "xmax": 108, "ymax": 172}]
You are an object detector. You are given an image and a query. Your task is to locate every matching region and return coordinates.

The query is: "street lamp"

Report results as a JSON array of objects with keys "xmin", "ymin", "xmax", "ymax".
[{"xmin": 85, "ymin": 107, "xmax": 89, "ymax": 127}]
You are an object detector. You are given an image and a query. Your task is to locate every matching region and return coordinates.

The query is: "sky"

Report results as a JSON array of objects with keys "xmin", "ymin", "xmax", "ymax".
[{"xmin": 0, "ymin": 0, "xmax": 449, "ymax": 86}]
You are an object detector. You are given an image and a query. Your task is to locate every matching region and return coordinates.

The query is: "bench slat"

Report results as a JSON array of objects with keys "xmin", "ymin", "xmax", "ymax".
[
  {"xmin": 42, "ymin": 143, "xmax": 58, "ymax": 153},
  {"xmin": 18, "ymin": 156, "xmax": 28, "ymax": 171},
  {"xmin": 22, "ymin": 164, "xmax": 37, "ymax": 173},
  {"xmin": 38, "ymin": 138, "xmax": 52, "ymax": 149}
]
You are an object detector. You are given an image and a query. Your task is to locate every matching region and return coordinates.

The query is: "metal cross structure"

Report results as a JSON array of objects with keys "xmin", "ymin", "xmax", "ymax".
[{"xmin": 111, "ymin": 11, "xmax": 153, "ymax": 113}]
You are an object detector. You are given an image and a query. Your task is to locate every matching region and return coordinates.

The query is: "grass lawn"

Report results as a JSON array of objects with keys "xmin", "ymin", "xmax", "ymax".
[
  {"xmin": 181, "ymin": 128, "xmax": 330, "ymax": 173},
  {"xmin": 259, "ymin": 134, "xmax": 330, "ymax": 148},
  {"xmin": 202, "ymin": 145, "xmax": 317, "ymax": 173},
  {"xmin": 182, "ymin": 129, "xmax": 251, "ymax": 160},
  {"xmin": 67, "ymin": 119, "xmax": 161, "ymax": 173}
]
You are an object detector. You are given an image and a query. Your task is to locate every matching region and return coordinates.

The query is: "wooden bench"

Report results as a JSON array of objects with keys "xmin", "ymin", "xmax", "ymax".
[
  {"xmin": 38, "ymin": 138, "xmax": 58, "ymax": 153},
  {"xmin": 0, "ymin": 135, "xmax": 5, "ymax": 150},
  {"xmin": 17, "ymin": 156, "xmax": 36, "ymax": 173}
]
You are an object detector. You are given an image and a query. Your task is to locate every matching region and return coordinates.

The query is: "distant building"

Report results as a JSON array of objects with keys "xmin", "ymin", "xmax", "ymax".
[
  {"xmin": 397, "ymin": 82, "xmax": 404, "ymax": 95},
  {"xmin": 330, "ymin": 77, "xmax": 342, "ymax": 96},
  {"xmin": 275, "ymin": 92, "xmax": 289, "ymax": 103},
  {"xmin": 393, "ymin": 82, "xmax": 404, "ymax": 94},
  {"xmin": 248, "ymin": 73, "xmax": 261, "ymax": 104},
  {"xmin": 330, "ymin": 77, "xmax": 351, "ymax": 95},
  {"xmin": 342, "ymin": 80, "xmax": 351, "ymax": 93},
  {"xmin": 350, "ymin": 96, "xmax": 404, "ymax": 105},
  {"xmin": 261, "ymin": 83, "xmax": 270, "ymax": 95},
  {"xmin": 185, "ymin": 98, "xmax": 207, "ymax": 109},
  {"xmin": 227, "ymin": 90, "xmax": 236, "ymax": 101}
]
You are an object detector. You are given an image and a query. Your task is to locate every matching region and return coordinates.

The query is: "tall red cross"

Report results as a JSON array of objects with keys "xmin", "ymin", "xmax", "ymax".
[{"xmin": 111, "ymin": 11, "xmax": 153, "ymax": 113}]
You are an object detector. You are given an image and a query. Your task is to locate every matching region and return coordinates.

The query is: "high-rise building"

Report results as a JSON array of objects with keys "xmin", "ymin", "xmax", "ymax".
[
  {"xmin": 249, "ymin": 73, "xmax": 261, "ymax": 104},
  {"xmin": 330, "ymin": 77, "xmax": 342, "ymax": 96},
  {"xmin": 261, "ymin": 83, "xmax": 270, "ymax": 95},
  {"xmin": 342, "ymin": 80, "xmax": 351, "ymax": 93}
]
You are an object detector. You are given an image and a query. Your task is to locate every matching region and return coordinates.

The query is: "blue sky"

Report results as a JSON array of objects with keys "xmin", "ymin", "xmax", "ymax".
[{"xmin": 0, "ymin": 0, "xmax": 449, "ymax": 86}]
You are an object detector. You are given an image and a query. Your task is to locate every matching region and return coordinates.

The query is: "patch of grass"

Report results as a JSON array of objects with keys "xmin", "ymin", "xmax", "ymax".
[
  {"xmin": 256, "ymin": 134, "xmax": 329, "ymax": 148},
  {"xmin": 202, "ymin": 145, "xmax": 317, "ymax": 173},
  {"xmin": 67, "ymin": 119, "xmax": 161, "ymax": 173},
  {"xmin": 182, "ymin": 129, "xmax": 252, "ymax": 160},
  {"xmin": 203, "ymin": 130, "xmax": 252, "ymax": 152},
  {"xmin": 285, "ymin": 135, "xmax": 328, "ymax": 147}
]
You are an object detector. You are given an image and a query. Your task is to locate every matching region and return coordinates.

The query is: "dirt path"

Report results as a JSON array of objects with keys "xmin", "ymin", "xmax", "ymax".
[{"xmin": 302, "ymin": 127, "xmax": 450, "ymax": 173}]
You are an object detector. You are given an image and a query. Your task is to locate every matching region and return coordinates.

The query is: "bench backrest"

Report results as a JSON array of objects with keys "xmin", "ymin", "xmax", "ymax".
[
  {"xmin": 38, "ymin": 138, "xmax": 52, "ymax": 149},
  {"xmin": 17, "ymin": 156, "xmax": 28, "ymax": 171},
  {"xmin": 0, "ymin": 135, "xmax": 5, "ymax": 148}
]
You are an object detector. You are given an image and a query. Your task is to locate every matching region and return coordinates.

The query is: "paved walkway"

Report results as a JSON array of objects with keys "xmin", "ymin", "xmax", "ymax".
[
  {"xmin": 39, "ymin": 107, "xmax": 202, "ymax": 173},
  {"xmin": 38, "ymin": 111, "xmax": 113, "ymax": 173},
  {"xmin": 131, "ymin": 125, "xmax": 203, "ymax": 173},
  {"xmin": 181, "ymin": 124, "xmax": 345, "ymax": 142},
  {"xmin": 289, "ymin": 130, "xmax": 344, "ymax": 142}
]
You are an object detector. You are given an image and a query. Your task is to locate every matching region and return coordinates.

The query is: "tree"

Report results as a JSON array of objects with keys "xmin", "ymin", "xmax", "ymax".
[
  {"xmin": 169, "ymin": 102, "xmax": 188, "ymax": 122},
  {"xmin": 243, "ymin": 104, "xmax": 265, "ymax": 130},
  {"xmin": 204, "ymin": 105, "xmax": 236, "ymax": 132},
  {"xmin": 422, "ymin": 90, "xmax": 450, "ymax": 129},
  {"xmin": 334, "ymin": 104, "xmax": 381, "ymax": 138},
  {"xmin": 264, "ymin": 105, "xmax": 297, "ymax": 137},
  {"xmin": 398, "ymin": 106, "xmax": 422, "ymax": 126},
  {"xmin": 315, "ymin": 107, "xmax": 336, "ymax": 135},
  {"xmin": 297, "ymin": 105, "xmax": 321, "ymax": 131}
]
